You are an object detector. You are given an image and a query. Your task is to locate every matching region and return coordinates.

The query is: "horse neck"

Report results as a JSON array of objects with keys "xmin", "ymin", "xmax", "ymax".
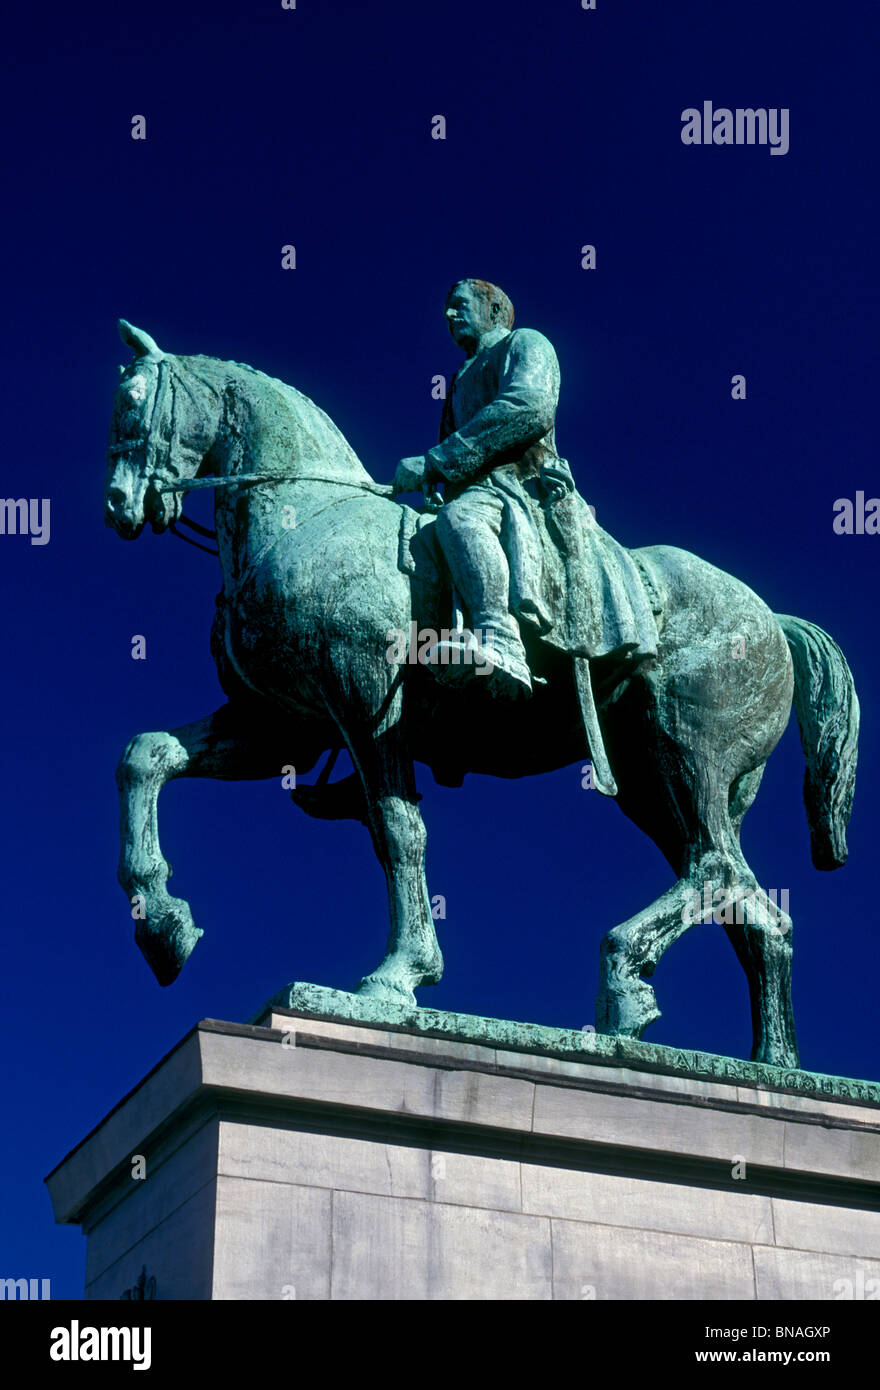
[
  {"xmin": 180, "ymin": 357, "xmax": 378, "ymax": 594},
  {"xmin": 210, "ymin": 359, "xmax": 372, "ymax": 490}
]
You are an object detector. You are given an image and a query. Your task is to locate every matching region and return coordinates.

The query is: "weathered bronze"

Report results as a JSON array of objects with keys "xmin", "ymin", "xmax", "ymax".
[{"xmin": 104, "ymin": 300, "xmax": 858, "ymax": 1070}]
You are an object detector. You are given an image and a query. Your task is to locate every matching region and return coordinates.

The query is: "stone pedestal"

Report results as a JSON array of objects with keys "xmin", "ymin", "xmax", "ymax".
[{"xmin": 46, "ymin": 989, "xmax": 880, "ymax": 1300}]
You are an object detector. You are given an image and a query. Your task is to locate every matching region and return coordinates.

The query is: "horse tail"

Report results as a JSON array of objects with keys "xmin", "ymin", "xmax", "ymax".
[{"xmin": 776, "ymin": 614, "xmax": 859, "ymax": 870}]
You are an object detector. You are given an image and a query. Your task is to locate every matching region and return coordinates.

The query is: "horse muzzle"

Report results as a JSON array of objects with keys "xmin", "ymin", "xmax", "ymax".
[{"xmin": 105, "ymin": 488, "xmax": 145, "ymax": 540}]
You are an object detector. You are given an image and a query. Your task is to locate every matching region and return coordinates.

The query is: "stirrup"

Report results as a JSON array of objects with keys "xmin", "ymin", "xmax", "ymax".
[{"xmin": 424, "ymin": 630, "xmax": 533, "ymax": 701}]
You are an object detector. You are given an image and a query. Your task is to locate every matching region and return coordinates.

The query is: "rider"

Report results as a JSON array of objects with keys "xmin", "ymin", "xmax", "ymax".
[{"xmin": 393, "ymin": 278, "xmax": 561, "ymax": 699}]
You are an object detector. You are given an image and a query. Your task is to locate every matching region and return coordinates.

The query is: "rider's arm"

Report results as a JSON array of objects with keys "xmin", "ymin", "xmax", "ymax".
[
  {"xmin": 424, "ymin": 329, "xmax": 560, "ymax": 487},
  {"xmin": 437, "ymin": 382, "xmax": 456, "ymax": 444}
]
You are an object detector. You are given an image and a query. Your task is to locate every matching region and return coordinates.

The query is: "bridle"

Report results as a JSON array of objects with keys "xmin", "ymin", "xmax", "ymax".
[{"xmin": 109, "ymin": 357, "xmax": 396, "ymax": 558}]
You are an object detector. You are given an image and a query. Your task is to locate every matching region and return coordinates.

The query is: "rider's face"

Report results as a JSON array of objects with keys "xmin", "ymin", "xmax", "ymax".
[{"xmin": 445, "ymin": 286, "xmax": 494, "ymax": 350}]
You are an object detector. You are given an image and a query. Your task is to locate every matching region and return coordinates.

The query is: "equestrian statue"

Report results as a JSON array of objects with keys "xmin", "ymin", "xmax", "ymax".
[{"xmin": 103, "ymin": 280, "xmax": 859, "ymax": 1068}]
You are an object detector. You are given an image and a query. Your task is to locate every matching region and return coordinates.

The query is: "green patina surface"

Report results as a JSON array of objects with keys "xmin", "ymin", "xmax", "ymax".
[
  {"xmin": 250, "ymin": 982, "xmax": 880, "ymax": 1109},
  {"xmin": 108, "ymin": 310, "xmax": 859, "ymax": 1074}
]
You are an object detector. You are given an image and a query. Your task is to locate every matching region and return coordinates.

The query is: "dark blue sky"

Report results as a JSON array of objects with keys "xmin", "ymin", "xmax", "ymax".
[{"xmin": 1, "ymin": 0, "xmax": 877, "ymax": 1297}]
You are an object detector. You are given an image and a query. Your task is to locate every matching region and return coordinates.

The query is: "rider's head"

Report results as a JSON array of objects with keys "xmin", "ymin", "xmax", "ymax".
[{"xmin": 445, "ymin": 279, "xmax": 514, "ymax": 351}]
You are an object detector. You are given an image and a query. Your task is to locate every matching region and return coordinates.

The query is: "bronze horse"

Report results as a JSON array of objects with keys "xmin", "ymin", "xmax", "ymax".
[{"xmin": 104, "ymin": 320, "xmax": 859, "ymax": 1068}]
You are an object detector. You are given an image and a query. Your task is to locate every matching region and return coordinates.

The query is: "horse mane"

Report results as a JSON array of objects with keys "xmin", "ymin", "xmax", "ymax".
[{"xmin": 175, "ymin": 352, "xmax": 368, "ymax": 476}]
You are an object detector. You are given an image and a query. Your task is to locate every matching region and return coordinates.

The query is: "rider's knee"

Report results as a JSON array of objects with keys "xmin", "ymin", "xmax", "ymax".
[
  {"xmin": 435, "ymin": 496, "xmax": 465, "ymax": 539},
  {"xmin": 436, "ymin": 488, "xmax": 501, "ymax": 539}
]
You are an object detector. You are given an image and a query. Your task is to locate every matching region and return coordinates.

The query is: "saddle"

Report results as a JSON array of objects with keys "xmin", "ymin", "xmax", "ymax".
[
  {"xmin": 397, "ymin": 467, "xmax": 663, "ymax": 688},
  {"xmin": 290, "ymin": 482, "xmax": 663, "ymax": 819}
]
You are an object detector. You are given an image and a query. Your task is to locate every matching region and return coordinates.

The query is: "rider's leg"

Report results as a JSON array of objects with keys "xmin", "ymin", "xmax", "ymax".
[{"xmin": 433, "ymin": 485, "xmax": 532, "ymax": 698}]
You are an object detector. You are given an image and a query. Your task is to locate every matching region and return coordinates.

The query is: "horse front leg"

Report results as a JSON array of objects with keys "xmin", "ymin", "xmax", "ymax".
[
  {"xmin": 116, "ymin": 702, "xmax": 282, "ymax": 985},
  {"xmin": 339, "ymin": 721, "xmax": 443, "ymax": 1007},
  {"xmin": 356, "ymin": 792, "xmax": 444, "ymax": 1004}
]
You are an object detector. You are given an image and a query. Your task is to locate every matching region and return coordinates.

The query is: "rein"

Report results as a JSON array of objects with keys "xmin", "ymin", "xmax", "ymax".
[
  {"xmin": 170, "ymin": 516, "xmax": 221, "ymax": 556},
  {"xmin": 159, "ymin": 471, "xmax": 397, "ymax": 559},
  {"xmin": 158, "ymin": 472, "xmax": 395, "ymax": 497}
]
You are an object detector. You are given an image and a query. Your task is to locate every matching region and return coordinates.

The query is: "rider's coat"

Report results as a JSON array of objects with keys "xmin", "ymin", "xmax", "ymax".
[{"xmin": 424, "ymin": 325, "xmax": 659, "ymax": 663}]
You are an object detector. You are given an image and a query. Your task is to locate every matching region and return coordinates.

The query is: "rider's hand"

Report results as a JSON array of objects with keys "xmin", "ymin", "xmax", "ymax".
[{"xmin": 392, "ymin": 456, "xmax": 427, "ymax": 494}]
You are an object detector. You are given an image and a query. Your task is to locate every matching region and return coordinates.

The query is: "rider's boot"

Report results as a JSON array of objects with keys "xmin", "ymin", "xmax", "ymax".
[
  {"xmin": 428, "ymin": 489, "xmax": 536, "ymax": 699},
  {"xmin": 425, "ymin": 620, "xmax": 532, "ymax": 700}
]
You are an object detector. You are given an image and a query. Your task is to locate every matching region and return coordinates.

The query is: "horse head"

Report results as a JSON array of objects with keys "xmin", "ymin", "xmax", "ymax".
[{"xmin": 104, "ymin": 320, "xmax": 222, "ymax": 539}]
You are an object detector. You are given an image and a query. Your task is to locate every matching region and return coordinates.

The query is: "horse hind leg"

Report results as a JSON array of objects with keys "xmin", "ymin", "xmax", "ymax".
[
  {"xmin": 597, "ymin": 761, "xmax": 798, "ymax": 1069},
  {"xmin": 596, "ymin": 844, "xmax": 751, "ymax": 1044},
  {"xmin": 596, "ymin": 732, "xmax": 735, "ymax": 1038},
  {"xmin": 720, "ymin": 881, "xmax": 797, "ymax": 1068},
  {"xmin": 596, "ymin": 881, "xmax": 688, "ymax": 1037},
  {"xmin": 595, "ymin": 749, "xmax": 747, "ymax": 1038},
  {"xmin": 722, "ymin": 766, "xmax": 798, "ymax": 1068}
]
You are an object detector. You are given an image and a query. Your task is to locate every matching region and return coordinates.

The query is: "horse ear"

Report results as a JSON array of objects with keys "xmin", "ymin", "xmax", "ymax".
[{"xmin": 118, "ymin": 319, "xmax": 164, "ymax": 359}]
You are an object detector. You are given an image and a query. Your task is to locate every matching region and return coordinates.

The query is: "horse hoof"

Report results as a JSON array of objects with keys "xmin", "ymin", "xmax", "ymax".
[
  {"xmin": 596, "ymin": 978, "xmax": 661, "ymax": 1039},
  {"xmin": 752, "ymin": 1043, "xmax": 800, "ymax": 1070},
  {"xmin": 354, "ymin": 973, "xmax": 418, "ymax": 1009},
  {"xmin": 135, "ymin": 896, "xmax": 203, "ymax": 986}
]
